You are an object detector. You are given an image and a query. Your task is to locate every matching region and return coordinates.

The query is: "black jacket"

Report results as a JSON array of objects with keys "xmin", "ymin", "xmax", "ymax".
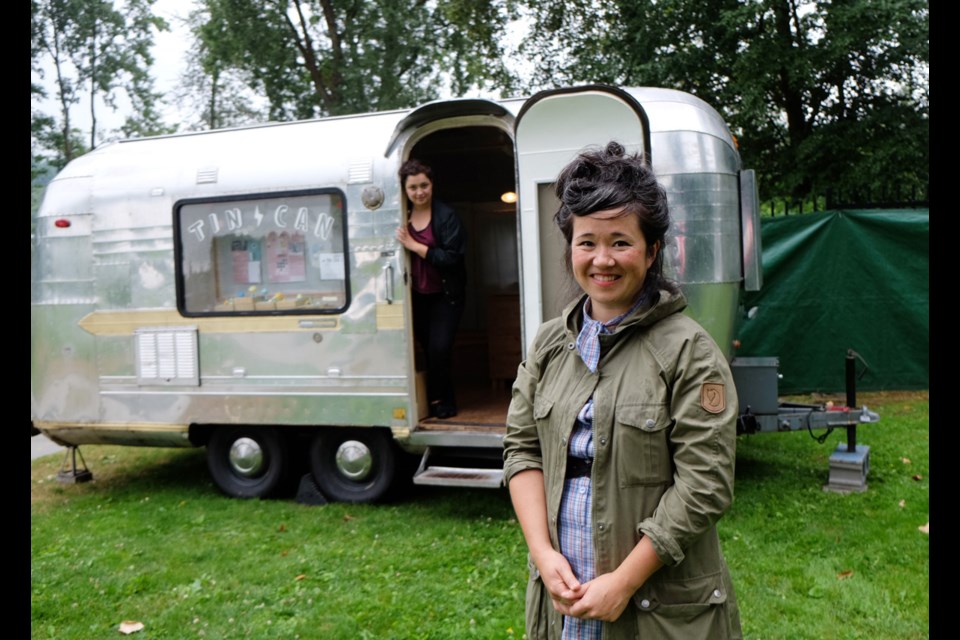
[{"xmin": 423, "ymin": 199, "xmax": 467, "ymax": 303}]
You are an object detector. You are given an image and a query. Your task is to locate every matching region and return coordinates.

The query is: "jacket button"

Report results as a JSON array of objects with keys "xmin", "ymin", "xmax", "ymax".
[
  {"xmin": 599, "ymin": 437, "xmax": 606, "ymax": 445},
  {"xmin": 713, "ymin": 589, "xmax": 722, "ymax": 598},
  {"xmin": 640, "ymin": 599, "xmax": 651, "ymax": 609},
  {"xmin": 567, "ymin": 342, "xmax": 576, "ymax": 350},
  {"xmin": 645, "ymin": 419, "xmax": 655, "ymax": 428}
]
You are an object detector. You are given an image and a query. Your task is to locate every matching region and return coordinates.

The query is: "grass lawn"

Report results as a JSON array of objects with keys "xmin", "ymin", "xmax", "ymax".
[{"xmin": 31, "ymin": 391, "xmax": 928, "ymax": 639}]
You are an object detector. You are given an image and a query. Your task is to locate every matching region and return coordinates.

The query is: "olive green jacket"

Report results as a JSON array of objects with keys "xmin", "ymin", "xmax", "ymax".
[{"xmin": 503, "ymin": 289, "xmax": 742, "ymax": 640}]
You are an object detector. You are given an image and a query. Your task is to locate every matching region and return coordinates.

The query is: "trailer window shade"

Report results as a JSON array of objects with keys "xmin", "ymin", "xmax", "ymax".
[{"xmin": 174, "ymin": 189, "xmax": 350, "ymax": 316}]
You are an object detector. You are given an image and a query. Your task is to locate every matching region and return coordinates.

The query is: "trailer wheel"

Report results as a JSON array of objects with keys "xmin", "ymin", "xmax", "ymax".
[
  {"xmin": 309, "ymin": 429, "xmax": 397, "ymax": 503},
  {"xmin": 206, "ymin": 427, "xmax": 289, "ymax": 499}
]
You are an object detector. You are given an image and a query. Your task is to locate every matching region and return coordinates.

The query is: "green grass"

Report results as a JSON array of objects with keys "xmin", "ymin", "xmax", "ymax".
[
  {"xmin": 31, "ymin": 391, "xmax": 928, "ymax": 639},
  {"xmin": 723, "ymin": 391, "xmax": 929, "ymax": 639}
]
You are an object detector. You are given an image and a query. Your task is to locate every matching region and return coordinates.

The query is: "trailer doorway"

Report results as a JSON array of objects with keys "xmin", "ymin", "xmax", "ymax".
[{"xmin": 406, "ymin": 124, "xmax": 519, "ymax": 426}]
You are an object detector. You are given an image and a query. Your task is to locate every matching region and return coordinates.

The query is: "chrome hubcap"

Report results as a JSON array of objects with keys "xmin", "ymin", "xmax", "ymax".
[
  {"xmin": 335, "ymin": 440, "xmax": 372, "ymax": 481},
  {"xmin": 228, "ymin": 437, "xmax": 264, "ymax": 477}
]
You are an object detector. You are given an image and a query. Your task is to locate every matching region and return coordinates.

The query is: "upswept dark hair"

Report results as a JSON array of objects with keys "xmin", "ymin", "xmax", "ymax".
[
  {"xmin": 398, "ymin": 158, "xmax": 433, "ymax": 187},
  {"xmin": 553, "ymin": 140, "xmax": 676, "ymax": 297}
]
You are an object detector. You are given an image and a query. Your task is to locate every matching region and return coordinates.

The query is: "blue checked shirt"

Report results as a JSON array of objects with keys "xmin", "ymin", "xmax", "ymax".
[
  {"xmin": 559, "ymin": 295, "xmax": 648, "ymax": 638},
  {"xmin": 559, "ymin": 405, "xmax": 601, "ymax": 639}
]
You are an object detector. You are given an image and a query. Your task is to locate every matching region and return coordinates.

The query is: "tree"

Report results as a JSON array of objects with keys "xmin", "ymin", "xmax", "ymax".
[
  {"xmin": 116, "ymin": 0, "xmax": 177, "ymax": 139},
  {"xmin": 517, "ymin": 0, "xmax": 929, "ymax": 206},
  {"xmin": 190, "ymin": 0, "xmax": 519, "ymax": 122},
  {"xmin": 170, "ymin": 5, "xmax": 268, "ymax": 131},
  {"xmin": 31, "ymin": 0, "xmax": 173, "ymax": 166},
  {"xmin": 33, "ymin": 0, "xmax": 85, "ymax": 165}
]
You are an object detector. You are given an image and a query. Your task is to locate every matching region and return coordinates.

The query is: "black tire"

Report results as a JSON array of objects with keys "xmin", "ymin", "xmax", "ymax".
[
  {"xmin": 309, "ymin": 428, "xmax": 397, "ymax": 503},
  {"xmin": 206, "ymin": 427, "xmax": 290, "ymax": 499}
]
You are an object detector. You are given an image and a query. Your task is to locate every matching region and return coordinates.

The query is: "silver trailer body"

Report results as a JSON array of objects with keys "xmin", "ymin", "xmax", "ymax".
[{"xmin": 32, "ymin": 85, "xmax": 790, "ymax": 501}]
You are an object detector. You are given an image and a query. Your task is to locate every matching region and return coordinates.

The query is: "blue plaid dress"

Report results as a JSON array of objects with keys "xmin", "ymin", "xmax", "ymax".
[
  {"xmin": 558, "ymin": 297, "xmax": 646, "ymax": 639},
  {"xmin": 559, "ymin": 401, "xmax": 601, "ymax": 640}
]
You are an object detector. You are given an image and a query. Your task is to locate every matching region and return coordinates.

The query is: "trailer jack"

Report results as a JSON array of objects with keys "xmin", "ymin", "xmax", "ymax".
[
  {"xmin": 822, "ymin": 350, "xmax": 873, "ymax": 494},
  {"xmin": 57, "ymin": 445, "xmax": 93, "ymax": 484}
]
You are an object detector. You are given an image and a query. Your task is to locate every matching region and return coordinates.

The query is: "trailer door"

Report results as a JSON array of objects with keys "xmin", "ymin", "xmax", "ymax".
[{"xmin": 513, "ymin": 86, "xmax": 651, "ymax": 355}]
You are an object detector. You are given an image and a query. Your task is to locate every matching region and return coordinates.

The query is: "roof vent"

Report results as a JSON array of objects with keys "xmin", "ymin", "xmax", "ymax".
[
  {"xmin": 348, "ymin": 161, "xmax": 373, "ymax": 184},
  {"xmin": 196, "ymin": 167, "xmax": 218, "ymax": 184}
]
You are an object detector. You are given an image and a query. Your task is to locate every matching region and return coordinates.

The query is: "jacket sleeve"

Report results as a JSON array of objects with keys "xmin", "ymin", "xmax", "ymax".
[
  {"xmin": 424, "ymin": 202, "xmax": 467, "ymax": 268},
  {"xmin": 639, "ymin": 324, "xmax": 739, "ymax": 566},
  {"xmin": 502, "ymin": 324, "xmax": 551, "ymax": 483}
]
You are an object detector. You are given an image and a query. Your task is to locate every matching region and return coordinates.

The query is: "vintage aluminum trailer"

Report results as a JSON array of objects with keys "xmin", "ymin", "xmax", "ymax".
[{"xmin": 31, "ymin": 85, "xmax": 878, "ymax": 502}]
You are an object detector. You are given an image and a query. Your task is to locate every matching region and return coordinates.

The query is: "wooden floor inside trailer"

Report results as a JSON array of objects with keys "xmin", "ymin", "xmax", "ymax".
[{"xmin": 416, "ymin": 381, "xmax": 511, "ymax": 433}]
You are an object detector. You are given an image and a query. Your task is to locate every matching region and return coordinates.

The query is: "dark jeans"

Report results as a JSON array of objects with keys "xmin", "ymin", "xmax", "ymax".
[{"xmin": 412, "ymin": 290, "xmax": 465, "ymax": 408}]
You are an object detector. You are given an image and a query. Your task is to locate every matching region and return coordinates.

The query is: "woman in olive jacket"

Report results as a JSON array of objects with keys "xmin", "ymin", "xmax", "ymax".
[{"xmin": 503, "ymin": 141, "xmax": 742, "ymax": 640}]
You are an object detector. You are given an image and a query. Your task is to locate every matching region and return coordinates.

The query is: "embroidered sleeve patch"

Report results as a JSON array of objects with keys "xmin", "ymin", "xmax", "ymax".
[{"xmin": 701, "ymin": 383, "xmax": 725, "ymax": 414}]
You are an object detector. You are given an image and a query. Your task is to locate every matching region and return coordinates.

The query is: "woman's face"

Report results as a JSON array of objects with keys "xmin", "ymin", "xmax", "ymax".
[
  {"xmin": 571, "ymin": 208, "xmax": 657, "ymax": 323},
  {"xmin": 404, "ymin": 173, "xmax": 433, "ymax": 208}
]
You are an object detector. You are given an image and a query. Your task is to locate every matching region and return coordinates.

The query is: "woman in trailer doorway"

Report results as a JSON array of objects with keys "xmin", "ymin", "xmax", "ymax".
[{"xmin": 396, "ymin": 159, "xmax": 468, "ymax": 419}]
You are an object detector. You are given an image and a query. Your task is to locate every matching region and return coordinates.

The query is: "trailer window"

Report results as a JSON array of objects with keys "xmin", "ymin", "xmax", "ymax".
[{"xmin": 175, "ymin": 189, "xmax": 349, "ymax": 315}]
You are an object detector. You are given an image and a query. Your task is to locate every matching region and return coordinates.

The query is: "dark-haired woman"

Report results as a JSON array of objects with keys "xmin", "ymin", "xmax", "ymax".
[
  {"xmin": 395, "ymin": 159, "xmax": 467, "ymax": 419},
  {"xmin": 503, "ymin": 141, "xmax": 742, "ymax": 639}
]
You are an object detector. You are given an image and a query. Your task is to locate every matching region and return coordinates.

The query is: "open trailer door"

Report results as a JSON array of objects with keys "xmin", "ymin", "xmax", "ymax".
[{"xmin": 513, "ymin": 85, "xmax": 651, "ymax": 355}]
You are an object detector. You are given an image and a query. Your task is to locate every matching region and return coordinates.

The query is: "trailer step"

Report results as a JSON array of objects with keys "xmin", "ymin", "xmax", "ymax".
[{"xmin": 413, "ymin": 466, "xmax": 503, "ymax": 489}]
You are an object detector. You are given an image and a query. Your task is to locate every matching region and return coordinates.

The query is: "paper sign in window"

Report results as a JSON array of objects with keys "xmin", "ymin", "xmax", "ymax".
[
  {"xmin": 317, "ymin": 253, "xmax": 345, "ymax": 280},
  {"xmin": 266, "ymin": 231, "xmax": 306, "ymax": 283},
  {"xmin": 231, "ymin": 239, "xmax": 262, "ymax": 284}
]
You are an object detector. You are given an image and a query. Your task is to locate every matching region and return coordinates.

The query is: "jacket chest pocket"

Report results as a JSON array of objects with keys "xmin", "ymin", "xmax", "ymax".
[
  {"xmin": 532, "ymin": 397, "xmax": 561, "ymax": 461},
  {"xmin": 614, "ymin": 403, "xmax": 673, "ymax": 486}
]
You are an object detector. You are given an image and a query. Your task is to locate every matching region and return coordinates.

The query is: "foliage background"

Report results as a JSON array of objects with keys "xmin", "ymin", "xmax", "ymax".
[{"xmin": 31, "ymin": 0, "xmax": 928, "ymax": 207}]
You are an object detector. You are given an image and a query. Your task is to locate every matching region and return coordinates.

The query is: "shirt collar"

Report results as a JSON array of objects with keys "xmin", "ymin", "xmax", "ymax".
[{"xmin": 575, "ymin": 294, "xmax": 647, "ymax": 372}]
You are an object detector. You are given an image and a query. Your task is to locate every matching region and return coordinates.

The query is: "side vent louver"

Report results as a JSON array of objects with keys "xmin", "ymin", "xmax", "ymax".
[{"xmin": 135, "ymin": 326, "xmax": 199, "ymax": 386}]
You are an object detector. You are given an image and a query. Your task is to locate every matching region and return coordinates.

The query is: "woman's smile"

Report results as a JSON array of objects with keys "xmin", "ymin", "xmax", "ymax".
[{"xmin": 591, "ymin": 273, "xmax": 620, "ymax": 283}]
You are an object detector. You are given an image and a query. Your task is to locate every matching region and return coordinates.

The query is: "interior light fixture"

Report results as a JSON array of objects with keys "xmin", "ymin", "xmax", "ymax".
[{"xmin": 500, "ymin": 191, "xmax": 517, "ymax": 204}]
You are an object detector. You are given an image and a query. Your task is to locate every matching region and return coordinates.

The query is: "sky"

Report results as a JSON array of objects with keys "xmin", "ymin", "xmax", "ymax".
[{"xmin": 150, "ymin": 0, "xmax": 195, "ymax": 117}]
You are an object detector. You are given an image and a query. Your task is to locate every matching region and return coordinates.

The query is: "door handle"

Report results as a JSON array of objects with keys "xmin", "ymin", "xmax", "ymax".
[{"xmin": 382, "ymin": 263, "xmax": 395, "ymax": 304}]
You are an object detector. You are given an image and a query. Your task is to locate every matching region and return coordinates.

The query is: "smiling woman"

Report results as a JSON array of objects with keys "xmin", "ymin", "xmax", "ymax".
[
  {"xmin": 503, "ymin": 141, "xmax": 743, "ymax": 640},
  {"xmin": 394, "ymin": 158, "xmax": 468, "ymax": 420}
]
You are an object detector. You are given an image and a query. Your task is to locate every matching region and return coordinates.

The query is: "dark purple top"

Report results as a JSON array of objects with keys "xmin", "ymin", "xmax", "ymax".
[{"xmin": 409, "ymin": 222, "xmax": 443, "ymax": 294}]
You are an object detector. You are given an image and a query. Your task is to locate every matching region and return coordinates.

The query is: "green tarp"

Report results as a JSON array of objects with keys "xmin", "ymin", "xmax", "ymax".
[{"xmin": 734, "ymin": 209, "xmax": 929, "ymax": 394}]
